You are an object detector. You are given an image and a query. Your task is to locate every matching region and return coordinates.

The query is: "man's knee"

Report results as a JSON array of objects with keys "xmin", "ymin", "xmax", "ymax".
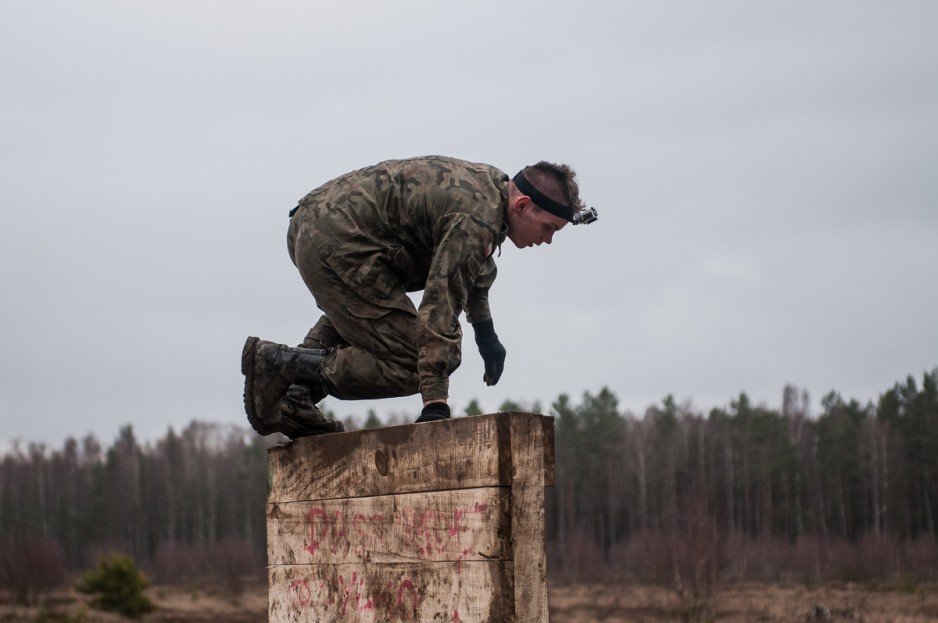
[
  {"xmin": 343, "ymin": 300, "xmax": 418, "ymax": 363},
  {"xmin": 320, "ymin": 348, "xmax": 419, "ymax": 400},
  {"xmin": 300, "ymin": 316, "xmax": 346, "ymax": 349}
]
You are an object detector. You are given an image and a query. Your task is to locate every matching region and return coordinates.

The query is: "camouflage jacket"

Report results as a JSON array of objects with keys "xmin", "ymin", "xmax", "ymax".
[{"xmin": 294, "ymin": 156, "xmax": 509, "ymax": 401}]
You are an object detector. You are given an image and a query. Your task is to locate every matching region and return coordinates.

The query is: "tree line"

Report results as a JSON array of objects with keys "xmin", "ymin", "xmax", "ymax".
[
  {"xmin": 548, "ymin": 370, "xmax": 938, "ymax": 547},
  {"xmin": 544, "ymin": 370, "xmax": 938, "ymax": 583},
  {"xmin": 0, "ymin": 422, "xmax": 268, "ymax": 578},
  {"xmin": 1, "ymin": 369, "xmax": 936, "ymax": 584}
]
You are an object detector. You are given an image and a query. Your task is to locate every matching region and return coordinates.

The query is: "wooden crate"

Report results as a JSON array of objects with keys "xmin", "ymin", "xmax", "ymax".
[{"xmin": 266, "ymin": 412, "xmax": 554, "ymax": 623}]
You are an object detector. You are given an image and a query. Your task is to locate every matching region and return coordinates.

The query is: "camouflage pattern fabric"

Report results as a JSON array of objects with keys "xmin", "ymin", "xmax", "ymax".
[
  {"xmin": 299, "ymin": 316, "xmax": 346, "ymax": 350},
  {"xmin": 287, "ymin": 156, "xmax": 509, "ymax": 402}
]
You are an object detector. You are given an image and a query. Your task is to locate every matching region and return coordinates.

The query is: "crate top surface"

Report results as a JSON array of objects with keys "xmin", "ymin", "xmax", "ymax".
[{"xmin": 267, "ymin": 412, "xmax": 553, "ymax": 503}]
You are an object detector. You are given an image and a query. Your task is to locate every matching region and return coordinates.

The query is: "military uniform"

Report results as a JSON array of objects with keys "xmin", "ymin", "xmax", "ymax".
[{"xmin": 286, "ymin": 156, "xmax": 509, "ymax": 404}]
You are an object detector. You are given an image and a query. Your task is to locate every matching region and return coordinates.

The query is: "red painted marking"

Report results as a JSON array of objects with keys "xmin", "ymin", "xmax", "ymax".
[
  {"xmin": 305, "ymin": 507, "xmax": 329, "ymax": 555},
  {"xmin": 305, "ymin": 501, "xmax": 491, "ymax": 566},
  {"xmin": 452, "ymin": 610, "xmax": 462, "ymax": 622},
  {"xmin": 397, "ymin": 578, "xmax": 418, "ymax": 619},
  {"xmin": 448, "ymin": 509, "xmax": 464, "ymax": 537},
  {"xmin": 290, "ymin": 579, "xmax": 311, "ymax": 607},
  {"xmin": 378, "ymin": 579, "xmax": 394, "ymax": 616}
]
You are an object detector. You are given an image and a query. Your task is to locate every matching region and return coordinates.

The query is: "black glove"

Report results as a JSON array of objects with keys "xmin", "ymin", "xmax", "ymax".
[
  {"xmin": 472, "ymin": 319, "xmax": 506, "ymax": 386},
  {"xmin": 415, "ymin": 402, "xmax": 451, "ymax": 423}
]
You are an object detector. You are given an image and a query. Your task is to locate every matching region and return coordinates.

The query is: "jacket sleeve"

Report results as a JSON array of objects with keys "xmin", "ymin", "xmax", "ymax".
[
  {"xmin": 416, "ymin": 212, "xmax": 496, "ymax": 402},
  {"xmin": 465, "ymin": 256, "xmax": 497, "ymax": 324}
]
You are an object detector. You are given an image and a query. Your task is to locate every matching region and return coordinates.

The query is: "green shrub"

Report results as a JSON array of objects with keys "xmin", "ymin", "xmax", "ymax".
[{"xmin": 76, "ymin": 554, "xmax": 155, "ymax": 618}]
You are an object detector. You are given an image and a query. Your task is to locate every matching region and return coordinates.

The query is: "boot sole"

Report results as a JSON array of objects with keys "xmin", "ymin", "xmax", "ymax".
[
  {"xmin": 415, "ymin": 413, "xmax": 451, "ymax": 423},
  {"xmin": 284, "ymin": 419, "xmax": 345, "ymax": 439},
  {"xmin": 242, "ymin": 336, "xmax": 275, "ymax": 436}
]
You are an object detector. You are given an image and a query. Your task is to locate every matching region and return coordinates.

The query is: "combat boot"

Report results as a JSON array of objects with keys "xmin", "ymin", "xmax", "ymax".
[
  {"xmin": 279, "ymin": 384, "xmax": 345, "ymax": 438},
  {"xmin": 241, "ymin": 336, "xmax": 329, "ymax": 436}
]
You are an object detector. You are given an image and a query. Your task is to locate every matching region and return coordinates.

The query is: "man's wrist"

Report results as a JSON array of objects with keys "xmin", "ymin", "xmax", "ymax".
[
  {"xmin": 416, "ymin": 401, "xmax": 451, "ymax": 423},
  {"xmin": 472, "ymin": 318, "xmax": 497, "ymax": 345}
]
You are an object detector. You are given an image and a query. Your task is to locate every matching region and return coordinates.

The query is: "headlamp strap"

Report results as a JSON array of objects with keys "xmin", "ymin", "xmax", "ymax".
[{"xmin": 512, "ymin": 171, "xmax": 574, "ymax": 223}]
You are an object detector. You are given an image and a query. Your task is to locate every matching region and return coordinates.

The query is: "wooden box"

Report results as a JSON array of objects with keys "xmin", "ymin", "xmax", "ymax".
[{"xmin": 266, "ymin": 412, "xmax": 554, "ymax": 622}]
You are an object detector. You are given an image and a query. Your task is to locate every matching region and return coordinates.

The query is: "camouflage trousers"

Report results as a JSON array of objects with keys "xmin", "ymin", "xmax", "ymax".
[{"xmin": 287, "ymin": 211, "xmax": 420, "ymax": 400}]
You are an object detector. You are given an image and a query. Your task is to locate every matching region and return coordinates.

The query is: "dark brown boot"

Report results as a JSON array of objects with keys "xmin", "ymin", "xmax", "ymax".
[
  {"xmin": 279, "ymin": 384, "xmax": 344, "ymax": 438},
  {"xmin": 242, "ymin": 337, "xmax": 328, "ymax": 436}
]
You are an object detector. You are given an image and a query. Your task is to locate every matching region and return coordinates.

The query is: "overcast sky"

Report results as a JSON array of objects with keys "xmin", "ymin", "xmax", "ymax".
[{"xmin": 2, "ymin": 1, "xmax": 936, "ymax": 447}]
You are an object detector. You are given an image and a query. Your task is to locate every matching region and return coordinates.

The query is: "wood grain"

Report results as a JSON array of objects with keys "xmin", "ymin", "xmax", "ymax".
[
  {"xmin": 268, "ymin": 414, "xmax": 509, "ymax": 504},
  {"xmin": 267, "ymin": 488, "xmax": 510, "ymax": 565},
  {"xmin": 266, "ymin": 413, "xmax": 554, "ymax": 623},
  {"xmin": 269, "ymin": 562, "xmax": 508, "ymax": 623},
  {"xmin": 509, "ymin": 414, "xmax": 549, "ymax": 621}
]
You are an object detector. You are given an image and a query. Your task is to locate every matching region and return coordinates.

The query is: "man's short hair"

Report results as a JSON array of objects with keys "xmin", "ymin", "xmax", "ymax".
[{"xmin": 520, "ymin": 161, "xmax": 585, "ymax": 212}]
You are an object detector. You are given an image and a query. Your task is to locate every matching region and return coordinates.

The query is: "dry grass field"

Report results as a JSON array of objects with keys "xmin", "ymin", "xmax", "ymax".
[
  {"xmin": 3, "ymin": 581, "xmax": 937, "ymax": 622},
  {"xmin": 549, "ymin": 582, "xmax": 938, "ymax": 622}
]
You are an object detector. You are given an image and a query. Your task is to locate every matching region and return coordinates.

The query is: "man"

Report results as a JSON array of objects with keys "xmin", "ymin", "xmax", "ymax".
[{"xmin": 242, "ymin": 156, "xmax": 596, "ymax": 438}]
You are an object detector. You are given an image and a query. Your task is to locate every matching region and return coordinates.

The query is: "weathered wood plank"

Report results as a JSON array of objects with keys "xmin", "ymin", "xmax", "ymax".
[
  {"xmin": 268, "ymin": 414, "xmax": 509, "ymax": 504},
  {"xmin": 266, "ymin": 413, "xmax": 554, "ymax": 623},
  {"xmin": 269, "ymin": 562, "xmax": 508, "ymax": 623},
  {"xmin": 509, "ymin": 414, "xmax": 549, "ymax": 622},
  {"xmin": 498, "ymin": 412, "xmax": 555, "ymax": 486},
  {"xmin": 267, "ymin": 487, "xmax": 510, "ymax": 565},
  {"xmin": 540, "ymin": 414, "xmax": 555, "ymax": 487}
]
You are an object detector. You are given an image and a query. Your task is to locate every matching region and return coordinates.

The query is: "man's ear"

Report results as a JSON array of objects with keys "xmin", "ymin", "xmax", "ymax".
[{"xmin": 516, "ymin": 195, "xmax": 530, "ymax": 213}]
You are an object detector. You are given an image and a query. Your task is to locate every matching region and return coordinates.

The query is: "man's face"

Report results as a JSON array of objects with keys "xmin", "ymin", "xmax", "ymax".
[{"xmin": 506, "ymin": 197, "xmax": 569, "ymax": 249}]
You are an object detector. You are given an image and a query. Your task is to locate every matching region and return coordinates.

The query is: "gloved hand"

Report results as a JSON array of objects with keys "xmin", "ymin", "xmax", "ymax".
[
  {"xmin": 472, "ymin": 319, "xmax": 506, "ymax": 386},
  {"xmin": 416, "ymin": 401, "xmax": 451, "ymax": 423}
]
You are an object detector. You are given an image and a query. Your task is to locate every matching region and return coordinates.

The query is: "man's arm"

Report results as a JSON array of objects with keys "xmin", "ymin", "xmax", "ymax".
[
  {"xmin": 415, "ymin": 212, "xmax": 496, "ymax": 405},
  {"xmin": 465, "ymin": 256, "xmax": 496, "ymax": 324},
  {"xmin": 465, "ymin": 256, "xmax": 506, "ymax": 386}
]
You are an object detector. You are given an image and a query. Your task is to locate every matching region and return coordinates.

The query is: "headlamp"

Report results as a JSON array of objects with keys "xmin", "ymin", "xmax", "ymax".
[
  {"xmin": 512, "ymin": 171, "xmax": 598, "ymax": 226},
  {"xmin": 573, "ymin": 206, "xmax": 599, "ymax": 225}
]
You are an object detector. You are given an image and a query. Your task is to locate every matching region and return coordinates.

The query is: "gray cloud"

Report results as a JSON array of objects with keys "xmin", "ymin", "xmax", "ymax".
[{"xmin": 2, "ymin": 0, "xmax": 936, "ymax": 446}]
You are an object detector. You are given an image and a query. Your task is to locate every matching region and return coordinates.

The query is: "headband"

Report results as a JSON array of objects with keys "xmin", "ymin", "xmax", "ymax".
[{"xmin": 512, "ymin": 171, "xmax": 575, "ymax": 223}]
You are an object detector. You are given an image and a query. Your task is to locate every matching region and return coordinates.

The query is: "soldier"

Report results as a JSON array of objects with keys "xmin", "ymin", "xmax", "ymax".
[{"xmin": 242, "ymin": 156, "xmax": 596, "ymax": 437}]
